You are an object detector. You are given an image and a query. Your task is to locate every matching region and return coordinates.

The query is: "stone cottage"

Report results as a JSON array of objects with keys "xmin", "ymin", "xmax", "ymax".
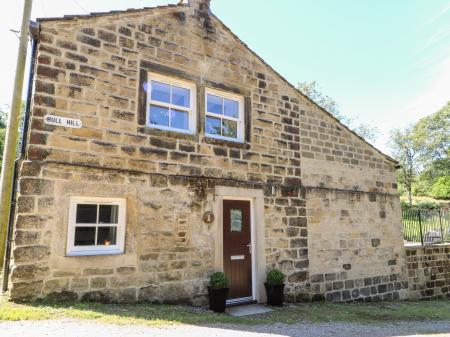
[{"xmin": 6, "ymin": 0, "xmax": 407, "ymax": 304}]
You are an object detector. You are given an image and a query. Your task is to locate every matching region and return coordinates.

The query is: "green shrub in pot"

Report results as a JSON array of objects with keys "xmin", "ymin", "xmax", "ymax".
[
  {"xmin": 207, "ymin": 272, "xmax": 229, "ymax": 313},
  {"xmin": 265, "ymin": 269, "xmax": 285, "ymax": 306}
]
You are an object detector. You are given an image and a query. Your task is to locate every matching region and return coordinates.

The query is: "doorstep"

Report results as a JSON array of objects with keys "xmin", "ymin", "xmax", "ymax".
[{"xmin": 227, "ymin": 304, "xmax": 273, "ymax": 317}]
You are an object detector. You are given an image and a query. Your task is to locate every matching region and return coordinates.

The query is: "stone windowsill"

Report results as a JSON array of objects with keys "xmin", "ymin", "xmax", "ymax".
[
  {"xmin": 137, "ymin": 127, "xmax": 199, "ymax": 142},
  {"xmin": 203, "ymin": 136, "xmax": 250, "ymax": 149}
]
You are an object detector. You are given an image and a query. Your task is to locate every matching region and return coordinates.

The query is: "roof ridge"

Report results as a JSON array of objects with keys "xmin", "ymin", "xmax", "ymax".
[{"xmin": 36, "ymin": 3, "xmax": 186, "ymax": 22}]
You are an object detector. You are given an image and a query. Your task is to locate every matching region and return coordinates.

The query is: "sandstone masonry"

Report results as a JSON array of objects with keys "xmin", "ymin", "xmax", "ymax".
[
  {"xmin": 406, "ymin": 245, "xmax": 450, "ymax": 300},
  {"xmin": 7, "ymin": 0, "xmax": 412, "ymax": 304}
]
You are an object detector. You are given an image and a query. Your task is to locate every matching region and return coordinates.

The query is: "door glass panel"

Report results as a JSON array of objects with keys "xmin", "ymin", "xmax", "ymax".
[{"xmin": 230, "ymin": 209, "xmax": 243, "ymax": 232}]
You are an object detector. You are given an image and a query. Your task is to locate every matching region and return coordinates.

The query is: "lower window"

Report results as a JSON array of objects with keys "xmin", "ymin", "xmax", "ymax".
[{"xmin": 66, "ymin": 197, "xmax": 126, "ymax": 256}]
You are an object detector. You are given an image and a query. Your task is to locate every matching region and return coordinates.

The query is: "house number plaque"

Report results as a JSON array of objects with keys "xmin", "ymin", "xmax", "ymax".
[
  {"xmin": 44, "ymin": 115, "xmax": 82, "ymax": 128},
  {"xmin": 203, "ymin": 211, "xmax": 215, "ymax": 224}
]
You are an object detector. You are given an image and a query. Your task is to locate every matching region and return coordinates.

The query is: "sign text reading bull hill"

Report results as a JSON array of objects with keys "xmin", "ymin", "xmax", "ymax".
[{"xmin": 44, "ymin": 115, "xmax": 82, "ymax": 128}]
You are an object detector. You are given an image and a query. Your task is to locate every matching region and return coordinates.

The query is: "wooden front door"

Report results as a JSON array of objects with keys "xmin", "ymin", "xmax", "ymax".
[{"xmin": 223, "ymin": 200, "xmax": 252, "ymax": 301}]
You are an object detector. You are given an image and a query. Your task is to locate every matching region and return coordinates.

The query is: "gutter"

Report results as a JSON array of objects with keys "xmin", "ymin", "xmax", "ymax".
[{"xmin": 2, "ymin": 21, "xmax": 39, "ymax": 292}]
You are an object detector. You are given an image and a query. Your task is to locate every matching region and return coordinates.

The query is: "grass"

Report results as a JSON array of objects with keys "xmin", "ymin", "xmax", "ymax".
[
  {"xmin": 1, "ymin": 295, "xmax": 450, "ymax": 326},
  {"xmin": 400, "ymin": 196, "xmax": 450, "ymax": 207}
]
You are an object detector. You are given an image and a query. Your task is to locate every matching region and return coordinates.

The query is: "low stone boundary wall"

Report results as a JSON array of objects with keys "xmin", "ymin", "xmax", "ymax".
[{"xmin": 406, "ymin": 244, "xmax": 450, "ymax": 300}]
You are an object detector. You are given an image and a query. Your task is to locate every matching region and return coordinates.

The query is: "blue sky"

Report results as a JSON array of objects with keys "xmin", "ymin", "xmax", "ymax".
[{"xmin": 1, "ymin": 0, "xmax": 449, "ymax": 153}]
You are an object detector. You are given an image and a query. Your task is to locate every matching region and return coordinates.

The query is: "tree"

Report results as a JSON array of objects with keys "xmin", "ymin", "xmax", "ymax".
[
  {"xmin": 413, "ymin": 101, "xmax": 450, "ymax": 163},
  {"xmin": 0, "ymin": 104, "xmax": 25, "ymax": 169},
  {"xmin": 0, "ymin": 108, "xmax": 6, "ymax": 128},
  {"xmin": 430, "ymin": 176, "xmax": 450, "ymax": 200},
  {"xmin": 0, "ymin": 108, "xmax": 7, "ymax": 167},
  {"xmin": 389, "ymin": 127, "xmax": 421, "ymax": 205},
  {"xmin": 298, "ymin": 81, "xmax": 380, "ymax": 142},
  {"xmin": 412, "ymin": 103, "xmax": 450, "ymax": 198}
]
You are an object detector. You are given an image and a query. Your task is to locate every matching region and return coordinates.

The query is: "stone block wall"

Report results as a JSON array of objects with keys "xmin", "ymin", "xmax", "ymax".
[
  {"xmin": 406, "ymin": 245, "xmax": 450, "ymax": 300},
  {"xmin": 305, "ymin": 187, "xmax": 408, "ymax": 302},
  {"xmin": 8, "ymin": 1, "xmax": 402, "ymax": 303},
  {"xmin": 297, "ymin": 102, "xmax": 406, "ymax": 302}
]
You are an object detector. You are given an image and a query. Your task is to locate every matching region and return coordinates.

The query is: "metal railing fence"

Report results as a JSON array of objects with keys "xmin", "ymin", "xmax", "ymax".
[{"xmin": 403, "ymin": 209, "xmax": 450, "ymax": 245}]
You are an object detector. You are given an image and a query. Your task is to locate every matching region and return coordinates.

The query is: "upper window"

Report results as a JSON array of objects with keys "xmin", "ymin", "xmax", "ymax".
[
  {"xmin": 67, "ymin": 197, "xmax": 126, "ymax": 256},
  {"xmin": 205, "ymin": 88, "xmax": 244, "ymax": 142},
  {"xmin": 147, "ymin": 73, "xmax": 196, "ymax": 134}
]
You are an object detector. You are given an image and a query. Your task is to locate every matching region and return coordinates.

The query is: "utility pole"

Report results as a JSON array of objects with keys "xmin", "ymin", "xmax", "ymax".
[{"xmin": 0, "ymin": 0, "xmax": 33, "ymax": 268}]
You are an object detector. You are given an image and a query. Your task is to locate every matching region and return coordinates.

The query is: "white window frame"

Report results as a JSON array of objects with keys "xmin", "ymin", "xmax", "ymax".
[
  {"xmin": 205, "ymin": 88, "xmax": 245, "ymax": 142},
  {"xmin": 66, "ymin": 196, "xmax": 126, "ymax": 257},
  {"xmin": 147, "ymin": 72, "xmax": 197, "ymax": 134}
]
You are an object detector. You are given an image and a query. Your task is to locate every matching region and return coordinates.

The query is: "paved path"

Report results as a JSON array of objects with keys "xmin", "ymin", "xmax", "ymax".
[{"xmin": 1, "ymin": 319, "xmax": 450, "ymax": 337}]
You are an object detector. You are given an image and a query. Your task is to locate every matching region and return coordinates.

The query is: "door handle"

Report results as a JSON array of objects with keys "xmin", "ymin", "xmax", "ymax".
[{"xmin": 246, "ymin": 243, "xmax": 252, "ymax": 254}]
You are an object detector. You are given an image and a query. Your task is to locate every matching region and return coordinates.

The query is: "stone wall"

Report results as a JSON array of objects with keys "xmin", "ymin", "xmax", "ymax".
[
  {"xmin": 12, "ymin": 162, "xmax": 218, "ymax": 304},
  {"xmin": 305, "ymin": 187, "xmax": 408, "ymax": 302},
  {"xmin": 406, "ymin": 245, "xmax": 450, "ymax": 300},
  {"xmin": 297, "ymin": 96, "xmax": 406, "ymax": 302},
  {"xmin": 8, "ymin": 1, "xmax": 401, "ymax": 303}
]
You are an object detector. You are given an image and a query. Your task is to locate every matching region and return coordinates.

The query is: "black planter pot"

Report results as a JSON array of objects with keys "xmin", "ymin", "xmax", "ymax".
[
  {"xmin": 265, "ymin": 283, "xmax": 285, "ymax": 306},
  {"xmin": 207, "ymin": 286, "xmax": 229, "ymax": 313}
]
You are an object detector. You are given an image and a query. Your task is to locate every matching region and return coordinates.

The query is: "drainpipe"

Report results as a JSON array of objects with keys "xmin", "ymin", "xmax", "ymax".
[{"xmin": 2, "ymin": 22, "xmax": 38, "ymax": 292}]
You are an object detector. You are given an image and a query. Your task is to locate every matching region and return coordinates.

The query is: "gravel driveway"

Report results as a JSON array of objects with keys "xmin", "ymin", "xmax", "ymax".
[{"xmin": 2, "ymin": 319, "xmax": 450, "ymax": 337}]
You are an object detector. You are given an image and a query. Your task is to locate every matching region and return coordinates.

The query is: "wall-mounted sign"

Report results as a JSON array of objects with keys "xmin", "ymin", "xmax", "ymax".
[
  {"xmin": 202, "ymin": 211, "xmax": 215, "ymax": 224},
  {"xmin": 44, "ymin": 115, "xmax": 82, "ymax": 128}
]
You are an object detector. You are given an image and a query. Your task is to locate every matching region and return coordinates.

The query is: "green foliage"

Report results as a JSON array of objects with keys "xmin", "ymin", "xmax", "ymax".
[
  {"xmin": 391, "ymin": 102, "xmax": 450, "ymax": 201},
  {"xmin": 298, "ymin": 81, "xmax": 380, "ymax": 142},
  {"xmin": 0, "ymin": 108, "xmax": 6, "ymax": 128},
  {"xmin": 0, "ymin": 103, "xmax": 26, "ymax": 168},
  {"xmin": 430, "ymin": 176, "xmax": 450, "ymax": 200},
  {"xmin": 413, "ymin": 102, "xmax": 450, "ymax": 162},
  {"xmin": 266, "ymin": 269, "xmax": 285, "ymax": 285},
  {"xmin": 400, "ymin": 199, "xmax": 441, "ymax": 210},
  {"xmin": 0, "ymin": 108, "xmax": 6, "ymax": 167},
  {"xmin": 209, "ymin": 272, "xmax": 228, "ymax": 289},
  {"xmin": 390, "ymin": 127, "xmax": 421, "ymax": 204}
]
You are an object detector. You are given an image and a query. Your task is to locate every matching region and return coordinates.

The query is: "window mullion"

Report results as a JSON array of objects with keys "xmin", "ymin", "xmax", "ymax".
[
  {"xmin": 169, "ymin": 85, "xmax": 173, "ymax": 128},
  {"xmin": 94, "ymin": 204, "xmax": 99, "ymax": 247}
]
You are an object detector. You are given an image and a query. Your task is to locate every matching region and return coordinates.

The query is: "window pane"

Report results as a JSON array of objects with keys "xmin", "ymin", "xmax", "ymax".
[
  {"xmin": 76, "ymin": 204, "xmax": 97, "ymax": 224},
  {"xmin": 97, "ymin": 227, "xmax": 117, "ymax": 246},
  {"xmin": 151, "ymin": 81, "xmax": 170, "ymax": 103},
  {"xmin": 149, "ymin": 105, "xmax": 169, "ymax": 127},
  {"xmin": 224, "ymin": 98, "xmax": 239, "ymax": 118},
  {"xmin": 207, "ymin": 94, "xmax": 222, "ymax": 115},
  {"xmin": 74, "ymin": 227, "xmax": 96, "ymax": 246},
  {"xmin": 99, "ymin": 205, "xmax": 119, "ymax": 224},
  {"xmin": 205, "ymin": 116, "xmax": 221, "ymax": 136},
  {"xmin": 172, "ymin": 86, "xmax": 190, "ymax": 108},
  {"xmin": 230, "ymin": 209, "xmax": 243, "ymax": 232},
  {"xmin": 222, "ymin": 119, "xmax": 237, "ymax": 138},
  {"xmin": 170, "ymin": 109, "xmax": 189, "ymax": 130}
]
